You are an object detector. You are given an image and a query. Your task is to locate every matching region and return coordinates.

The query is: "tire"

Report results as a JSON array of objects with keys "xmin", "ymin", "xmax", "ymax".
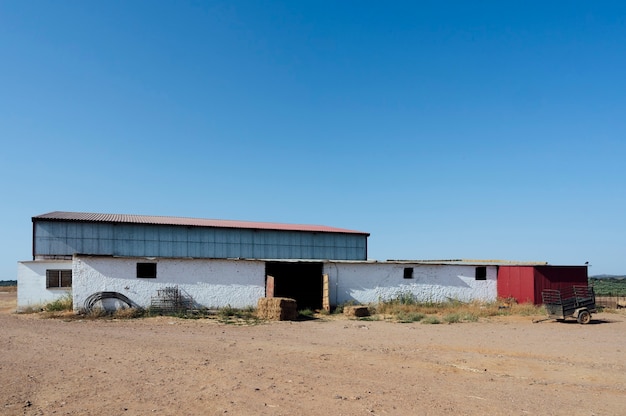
[{"xmin": 577, "ymin": 310, "xmax": 591, "ymax": 324}]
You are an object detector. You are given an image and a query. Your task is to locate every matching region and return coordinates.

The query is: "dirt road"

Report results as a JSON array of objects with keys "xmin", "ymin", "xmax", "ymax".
[{"xmin": 1, "ymin": 291, "xmax": 625, "ymax": 415}]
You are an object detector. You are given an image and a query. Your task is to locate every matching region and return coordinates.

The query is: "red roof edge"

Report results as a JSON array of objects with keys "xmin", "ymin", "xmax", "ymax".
[{"xmin": 33, "ymin": 211, "xmax": 370, "ymax": 236}]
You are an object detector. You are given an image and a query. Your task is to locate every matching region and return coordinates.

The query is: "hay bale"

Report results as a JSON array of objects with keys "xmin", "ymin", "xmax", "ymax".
[
  {"xmin": 343, "ymin": 305, "xmax": 370, "ymax": 318},
  {"xmin": 257, "ymin": 297, "xmax": 298, "ymax": 321}
]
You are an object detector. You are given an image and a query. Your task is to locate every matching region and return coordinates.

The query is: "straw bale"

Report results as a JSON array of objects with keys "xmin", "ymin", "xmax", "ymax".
[
  {"xmin": 343, "ymin": 305, "xmax": 370, "ymax": 318},
  {"xmin": 257, "ymin": 297, "xmax": 298, "ymax": 321}
]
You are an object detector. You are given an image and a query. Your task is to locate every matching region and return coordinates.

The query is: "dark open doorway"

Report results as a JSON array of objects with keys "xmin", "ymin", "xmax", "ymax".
[{"xmin": 265, "ymin": 261, "xmax": 323, "ymax": 310}]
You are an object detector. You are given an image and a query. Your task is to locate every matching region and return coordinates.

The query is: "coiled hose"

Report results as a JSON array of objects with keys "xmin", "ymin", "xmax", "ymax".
[{"xmin": 83, "ymin": 291, "xmax": 141, "ymax": 313}]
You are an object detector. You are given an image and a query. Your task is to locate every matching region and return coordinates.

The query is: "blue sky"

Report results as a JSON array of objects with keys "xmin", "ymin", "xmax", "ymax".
[{"xmin": 1, "ymin": 0, "xmax": 625, "ymax": 279}]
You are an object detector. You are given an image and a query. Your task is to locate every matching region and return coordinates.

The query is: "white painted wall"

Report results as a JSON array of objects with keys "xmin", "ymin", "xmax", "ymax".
[
  {"xmin": 325, "ymin": 262, "xmax": 497, "ymax": 305},
  {"xmin": 73, "ymin": 255, "xmax": 266, "ymax": 311},
  {"xmin": 17, "ymin": 260, "xmax": 73, "ymax": 311},
  {"xmin": 18, "ymin": 257, "xmax": 498, "ymax": 312}
]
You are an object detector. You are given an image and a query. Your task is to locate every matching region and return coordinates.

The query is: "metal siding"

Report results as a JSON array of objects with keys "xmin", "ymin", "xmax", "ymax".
[
  {"xmin": 170, "ymin": 226, "xmax": 188, "ymax": 257},
  {"xmin": 336, "ymin": 246, "xmax": 348, "ymax": 261},
  {"xmin": 33, "ymin": 222, "xmax": 51, "ymax": 255},
  {"xmin": 201, "ymin": 227, "xmax": 216, "ymax": 257},
  {"xmin": 81, "ymin": 226, "xmax": 98, "ymax": 254},
  {"xmin": 299, "ymin": 233, "xmax": 313, "ymax": 259},
  {"xmin": 225, "ymin": 228, "xmax": 240, "ymax": 258},
  {"xmin": 157, "ymin": 226, "xmax": 172, "ymax": 257},
  {"xmin": 33, "ymin": 219, "xmax": 368, "ymax": 260},
  {"xmin": 497, "ymin": 266, "xmax": 536, "ymax": 303},
  {"xmin": 187, "ymin": 227, "xmax": 204, "ymax": 257},
  {"xmin": 533, "ymin": 266, "xmax": 588, "ymax": 303},
  {"xmin": 113, "ymin": 225, "xmax": 127, "ymax": 256},
  {"xmin": 250, "ymin": 231, "xmax": 262, "ymax": 259},
  {"xmin": 64, "ymin": 222, "xmax": 81, "ymax": 254}
]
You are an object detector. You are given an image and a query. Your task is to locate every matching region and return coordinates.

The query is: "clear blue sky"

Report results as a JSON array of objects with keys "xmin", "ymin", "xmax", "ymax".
[{"xmin": 1, "ymin": 1, "xmax": 625, "ymax": 279}]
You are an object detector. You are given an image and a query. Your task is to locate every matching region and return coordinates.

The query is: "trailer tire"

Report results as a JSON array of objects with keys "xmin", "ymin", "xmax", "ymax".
[{"xmin": 577, "ymin": 310, "xmax": 591, "ymax": 325}]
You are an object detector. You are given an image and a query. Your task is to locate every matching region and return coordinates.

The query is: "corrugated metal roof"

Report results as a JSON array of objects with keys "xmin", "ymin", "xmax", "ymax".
[
  {"xmin": 33, "ymin": 211, "xmax": 370, "ymax": 236},
  {"xmin": 385, "ymin": 259, "xmax": 549, "ymax": 266}
]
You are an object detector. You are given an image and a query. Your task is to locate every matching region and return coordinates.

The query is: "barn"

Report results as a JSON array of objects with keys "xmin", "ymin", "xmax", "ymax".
[
  {"xmin": 16, "ymin": 211, "xmax": 586, "ymax": 312},
  {"xmin": 497, "ymin": 265, "xmax": 589, "ymax": 305}
]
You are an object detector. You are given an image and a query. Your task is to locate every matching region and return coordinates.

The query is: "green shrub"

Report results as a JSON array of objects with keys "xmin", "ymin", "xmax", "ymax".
[
  {"xmin": 460, "ymin": 313, "xmax": 479, "ymax": 322},
  {"xmin": 396, "ymin": 311, "xmax": 425, "ymax": 323},
  {"xmin": 443, "ymin": 313, "xmax": 461, "ymax": 323},
  {"xmin": 217, "ymin": 305, "xmax": 258, "ymax": 324},
  {"xmin": 298, "ymin": 308, "xmax": 314, "ymax": 317},
  {"xmin": 421, "ymin": 316, "xmax": 441, "ymax": 325},
  {"xmin": 45, "ymin": 293, "xmax": 73, "ymax": 312}
]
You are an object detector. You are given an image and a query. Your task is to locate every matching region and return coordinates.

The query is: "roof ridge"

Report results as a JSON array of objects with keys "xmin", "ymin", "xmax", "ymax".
[{"xmin": 33, "ymin": 211, "xmax": 370, "ymax": 236}]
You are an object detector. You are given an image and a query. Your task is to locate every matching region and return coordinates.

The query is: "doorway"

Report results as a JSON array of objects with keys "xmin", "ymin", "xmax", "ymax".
[{"xmin": 265, "ymin": 262, "xmax": 323, "ymax": 310}]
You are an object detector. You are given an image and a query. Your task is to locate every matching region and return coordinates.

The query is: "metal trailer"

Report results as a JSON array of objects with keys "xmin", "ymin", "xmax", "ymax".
[{"xmin": 541, "ymin": 286, "xmax": 596, "ymax": 324}]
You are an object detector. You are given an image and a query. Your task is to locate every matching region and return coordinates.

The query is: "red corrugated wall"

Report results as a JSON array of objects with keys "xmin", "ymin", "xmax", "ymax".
[
  {"xmin": 498, "ymin": 266, "xmax": 536, "ymax": 303},
  {"xmin": 533, "ymin": 266, "xmax": 588, "ymax": 305},
  {"xmin": 498, "ymin": 265, "xmax": 589, "ymax": 305}
]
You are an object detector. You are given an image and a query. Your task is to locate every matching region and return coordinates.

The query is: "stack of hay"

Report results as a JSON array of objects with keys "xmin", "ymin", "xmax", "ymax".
[
  {"xmin": 257, "ymin": 297, "xmax": 298, "ymax": 321},
  {"xmin": 343, "ymin": 305, "xmax": 370, "ymax": 318}
]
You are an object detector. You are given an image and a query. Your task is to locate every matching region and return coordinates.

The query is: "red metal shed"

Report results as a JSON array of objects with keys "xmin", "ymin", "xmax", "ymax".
[{"xmin": 498, "ymin": 265, "xmax": 588, "ymax": 305}]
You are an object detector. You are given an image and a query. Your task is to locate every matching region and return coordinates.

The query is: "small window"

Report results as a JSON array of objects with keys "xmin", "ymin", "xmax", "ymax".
[
  {"xmin": 46, "ymin": 269, "xmax": 72, "ymax": 288},
  {"xmin": 475, "ymin": 266, "xmax": 487, "ymax": 280},
  {"xmin": 137, "ymin": 263, "xmax": 157, "ymax": 278},
  {"xmin": 403, "ymin": 267, "xmax": 414, "ymax": 279}
]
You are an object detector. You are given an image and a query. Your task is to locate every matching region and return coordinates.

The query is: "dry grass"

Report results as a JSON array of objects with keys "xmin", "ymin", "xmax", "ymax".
[
  {"xmin": 374, "ymin": 295, "xmax": 545, "ymax": 323},
  {"xmin": 40, "ymin": 310, "xmax": 77, "ymax": 320},
  {"xmin": 112, "ymin": 307, "xmax": 144, "ymax": 319},
  {"xmin": 0, "ymin": 285, "xmax": 17, "ymax": 293}
]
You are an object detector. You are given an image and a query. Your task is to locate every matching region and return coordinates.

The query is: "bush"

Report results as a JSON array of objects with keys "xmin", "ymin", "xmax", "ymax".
[
  {"xmin": 217, "ymin": 306, "xmax": 258, "ymax": 324},
  {"xmin": 443, "ymin": 313, "xmax": 461, "ymax": 323},
  {"xmin": 396, "ymin": 311, "xmax": 425, "ymax": 323},
  {"xmin": 45, "ymin": 293, "xmax": 73, "ymax": 312},
  {"xmin": 460, "ymin": 313, "xmax": 479, "ymax": 322},
  {"xmin": 421, "ymin": 316, "xmax": 441, "ymax": 324},
  {"xmin": 298, "ymin": 308, "xmax": 314, "ymax": 317},
  {"xmin": 393, "ymin": 291, "xmax": 418, "ymax": 305}
]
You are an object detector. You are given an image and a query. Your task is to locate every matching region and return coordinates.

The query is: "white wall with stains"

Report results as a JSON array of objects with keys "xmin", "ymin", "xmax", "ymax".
[
  {"xmin": 325, "ymin": 262, "xmax": 497, "ymax": 305},
  {"xmin": 18, "ymin": 257, "xmax": 498, "ymax": 312},
  {"xmin": 72, "ymin": 255, "xmax": 266, "ymax": 311},
  {"xmin": 17, "ymin": 260, "xmax": 73, "ymax": 311}
]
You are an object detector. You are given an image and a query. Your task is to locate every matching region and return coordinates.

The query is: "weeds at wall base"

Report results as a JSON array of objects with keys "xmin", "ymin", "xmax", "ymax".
[
  {"xmin": 373, "ymin": 295, "xmax": 546, "ymax": 323},
  {"xmin": 44, "ymin": 292, "xmax": 73, "ymax": 312},
  {"xmin": 23, "ymin": 293, "xmax": 553, "ymax": 324}
]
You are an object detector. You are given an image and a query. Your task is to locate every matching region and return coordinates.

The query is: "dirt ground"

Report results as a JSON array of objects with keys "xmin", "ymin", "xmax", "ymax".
[{"xmin": 1, "ymin": 290, "xmax": 625, "ymax": 416}]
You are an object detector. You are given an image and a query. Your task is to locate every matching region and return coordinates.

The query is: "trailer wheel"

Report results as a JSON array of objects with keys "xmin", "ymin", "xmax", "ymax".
[{"xmin": 577, "ymin": 310, "xmax": 591, "ymax": 325}]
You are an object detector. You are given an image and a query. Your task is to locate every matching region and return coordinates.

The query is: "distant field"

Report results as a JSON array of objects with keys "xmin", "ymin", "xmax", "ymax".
[{"xmin": 590, "ymin": 277, "xmax": 626, "ymax": 296}]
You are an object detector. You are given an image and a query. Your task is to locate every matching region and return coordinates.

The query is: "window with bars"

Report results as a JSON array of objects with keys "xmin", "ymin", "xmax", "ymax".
[{"xmin": 46, "ymin": 269, "xmax": 72, "ymax": 288}]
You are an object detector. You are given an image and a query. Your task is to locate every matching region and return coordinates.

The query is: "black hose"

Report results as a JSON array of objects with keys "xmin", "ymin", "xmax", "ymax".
[{"xmin": 83, "ymin": 291, "xmax": 141, "ymax": 312}]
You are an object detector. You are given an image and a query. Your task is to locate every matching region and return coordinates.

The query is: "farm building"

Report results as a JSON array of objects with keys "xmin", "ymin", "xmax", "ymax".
[
  {"xmin": 497, "ymin": 265, "xmax": 588, "ymax": 305},
  {"xmin": 17, "ymin": 211, "xmax": 586, "ymax": 312}
]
